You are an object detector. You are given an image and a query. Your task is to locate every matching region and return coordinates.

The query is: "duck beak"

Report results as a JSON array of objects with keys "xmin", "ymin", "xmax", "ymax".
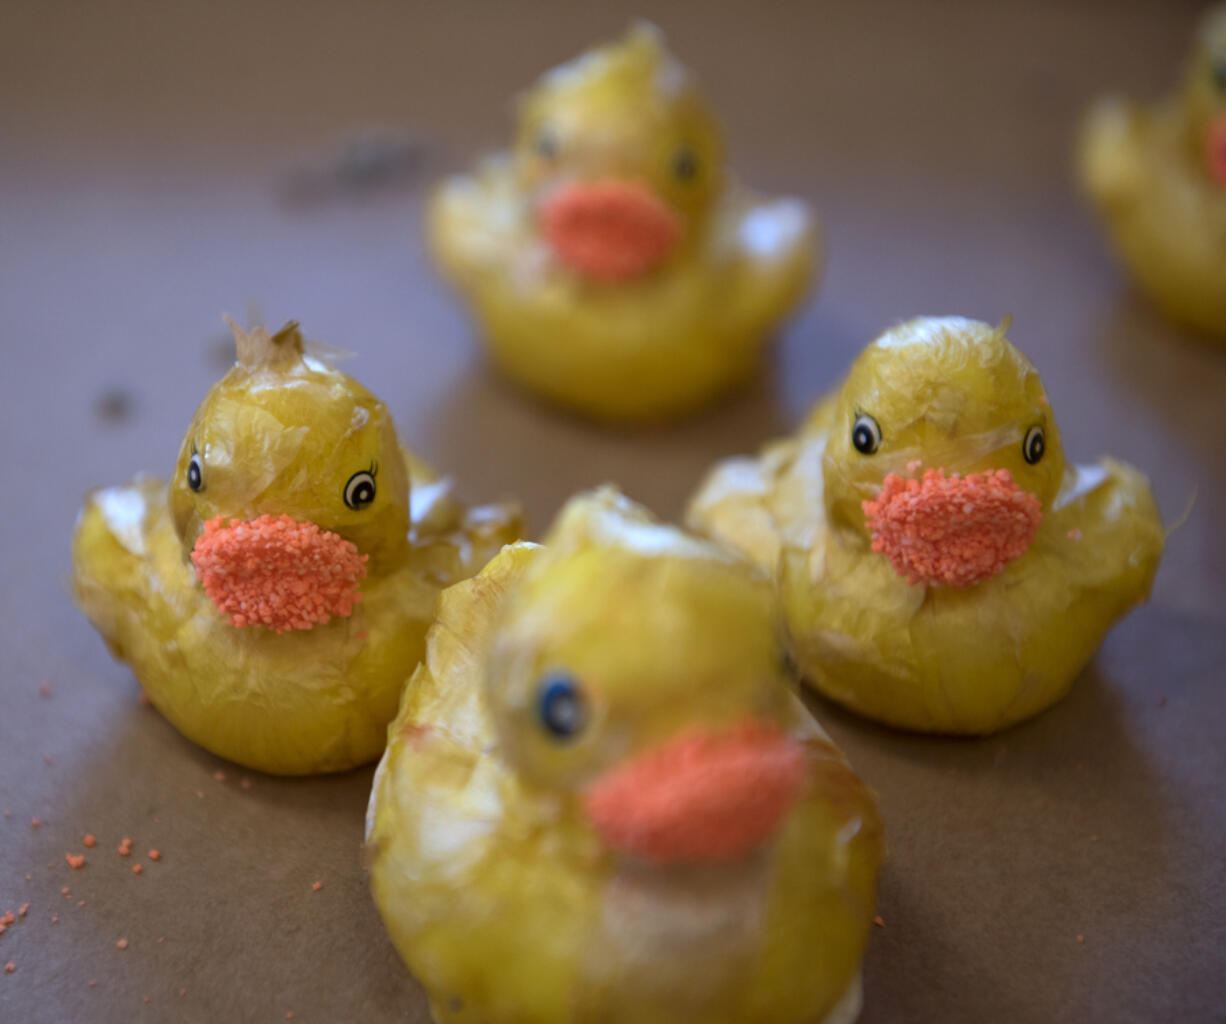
[
  {"xmin": 1207, "ymin": 115, "xmax": 1226, "ymax": 188},
  {"xmin": 190, "ymin": 514, "xmax": 368, "ymax": 633},
  {"xmin": 583, "ymin": 721, "xmax": 806, "ymax": 865},
  {"xmin": 539, "ymin": 180, "xmax": 682, "ymax": 281},
  {"xmin": 862, "ymin": 468, "xmax": 1041, "ymax": 588}
]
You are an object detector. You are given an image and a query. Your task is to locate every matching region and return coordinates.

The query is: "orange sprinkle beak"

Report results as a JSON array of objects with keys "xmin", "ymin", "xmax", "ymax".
[
  {"xmin": 862, "ymin": 467, "xmax": 1041, "ymax": 588},
  {"xmin": 1207, "ymin": 116, "xmax": 1226, "ymax": 188},
  {"xmin": 583, "ymin": 721, "xmax": 806, "ymax": 865},
  {"xmin": 539, "ymin": 180, "xmax": 682, "ymax": 281},
  {"xmin": 190, "ymin": 514, "xmax": 368, "ymax": 633}
]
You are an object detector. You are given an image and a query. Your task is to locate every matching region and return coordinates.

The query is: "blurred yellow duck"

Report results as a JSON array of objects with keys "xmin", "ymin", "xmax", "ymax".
[
  {"xmin": 368, "ymin": 488, "xmax": 881, "ymax": 1024},
  {"xmin": 428, "ymin": 23, "xmax": 817, "ymax": 423},
  {"xmin": 73, "ymin": 320, "xmax": 521, "ymax": 775},
  {"xmin": 688, "ymin": 317, "xmax": 1164, "ymax": 734},
  {"xmin": 1080, "ymin": 5, "xmax": 1226, "ymax": 339}
]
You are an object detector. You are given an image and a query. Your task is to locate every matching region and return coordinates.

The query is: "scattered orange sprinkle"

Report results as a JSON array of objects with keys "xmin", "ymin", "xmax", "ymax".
[
  {"xmin": 240, "ymin": 777, "xmax": 252, "ymax": 790},
  {"xmin": 38, "ymin": 681, "xmax": 52, "ymax": 698},
  {"xmin": 1077, "ymin": 934, "xmax": 1085, "ymax": 944},
  {"xmin": 60, "ymin": 887, "xmax": 70, "ymax": 896},
  {"xmin": 132, "ymin": 864, "xmax": 143, "ymax": 875},
  {"xmin": 116, "ymin": 938, "xmax": 128, "ymax": 951},
  {"xmin": 4, "ymin": 962, "xmax": 13, "ymax": 974},
  {"xmin": 77, "ymin": 900, "xmax": 85, "ymax": 907},
  {"xmin": 117, "ymin": 838, "xmax": 133, "ymax": 857},
  {"xmin": 195, "ymin": 790, "xmax": 205, "ymax": 799},
  {"xmin": 143, "ymin": 996, "xmax": 150, "ymax": 1004},
  {"xmin": 1067, "ymin": 528, "xmax": 1083, "ymax": 541},
  {"xmin": 862, "ymin": 468, "xmax": 1041, "ymax": 587},
  {"xmin": 17, "ymin": 904, "xmax": 27, "ymax": 919},
  {"xmin": 0, "ymin": 913, "xmax": 12, "ymax": 926},
  {"xmin": 148, "ymin": 849, "xmax": 161, "ymax": 861},
  {"xmin": 212, "ymin": 770, "xmax": 226, "ymax": 782},
  {"xmin": 83, "ymin": 834, "xmax": 97, "ymax": 848},
  {"xmin": 0, "ymin": 924, "xmax": 6, "ymax": 935},
  {"xmin": 873, "ymin": 915, "xmax": 885, "ymax": 927},
  {"xmin": 138, "ymin": 690, "xmax": 151, "ymax": 706},
  {"xmin": 89, "ymin": 979, "xmax": 96, "ymax": 987},
  {"xmin": 179, "ymin": 988, "xmax": 187, "ymax": 997},
  {"xmin": 286, "ymin": 1013, "xmax": 295, "ymax": 1020},
  {"xmin": 191, "ymin": 514, "xmax": 368, "ymax": 632},
  {"xmin": 356, "ymin": 630, "xmax": 369, "ymax": 641},
  {"xmin": 30, "ymin": 818, "xmax": 40, "ymax": 828},
  {"xmin": 23, "ymin": 875, "xmax": 30, "ymax": 883},
  {"xmin": 65, "ymin": 854, "xmax": 86, "ymax": 870},
  {"xmin": 312, "ymin": 881, "xmax": 323, "ymax": 892},
  {"xmin": 51, "ymin": 915, "xmax": 58, "ymax": 924}
]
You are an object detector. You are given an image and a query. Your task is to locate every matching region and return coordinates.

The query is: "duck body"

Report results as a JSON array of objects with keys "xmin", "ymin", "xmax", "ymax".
[
  {"xmin": 368, "ymin": 490, "xmax": 881, "ymax": 1024},
  {"xmin": 429, "ymin": 24, "xmax": 816, "ymax": 423},
  {"xmin": 73, "ymin": 322, "xmax": 521, "ymax": 774},
  {"xmin": 1080, "ymin": 6, "xmax": 1226, "ymax": 339},
  {"xmin": 689, "ymin": 318, "xmax": 1164, "ymax": 734}
]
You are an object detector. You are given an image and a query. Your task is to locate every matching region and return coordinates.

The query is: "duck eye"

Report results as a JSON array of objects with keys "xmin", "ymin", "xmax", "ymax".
[
  {"xmin": 536, "ymin": 128, "xmax": 559, "ymax": 160},
  {"xmin": 187, "ymin": 452, "xmax": 204, "ymax": 492},
  {"xmin": 673, "ymin": 148, "xmax": 698, "ymax": 181},
  {"xmin": 537, "ymin": 673, "xmax": 587, "ymax": 741},
  {"xmin": 851, "ymin": 414, "xmax": 881, "ymax": 455},
  {"xmin": 344, "ymin": 470, "xmax": 377, "ymax": 510},
  {"xmin": 1023, "ymin": 426, "xmax": 1046, "ymax": 465}
]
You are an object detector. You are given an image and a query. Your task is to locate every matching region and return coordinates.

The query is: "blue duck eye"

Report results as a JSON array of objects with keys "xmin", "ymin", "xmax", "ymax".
[{"xmin": 537, "ymin": 673, "xmax": 587, "ymax": 741}]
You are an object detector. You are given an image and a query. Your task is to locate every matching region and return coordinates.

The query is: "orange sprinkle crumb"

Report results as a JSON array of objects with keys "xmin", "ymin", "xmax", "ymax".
[
  {"xmin": 148, "ymin": 850, "xmax": 161, "ymax": 861},
  {"xmin": 312, "ymin": 881, "xmax": 323, "ymax": 892},
  {"xmin": 65, "ymin": 854, "xmax": 86, "ymax": 870},
  {"xmin": 863, "ymin": 468, "xmax": 1041, "ymax": 587},
  {"xmin": 873, "ymin": 915, "xmax": 885, "ymax": 928},
  {"xmin": 1067, "ymin": 527, "xmax": 1083, "ymax": 541},
  {"xmin": 143, "ymin": 996, "xmax": 149, "ymax": 1004},
  {"xmin": 195, "ymin": 790, "xmax": 204, "ymax": 799},
  {"xmin": 157, "ymin": 937, "xmax": 164, "ymax": 943},
  {"xmin": 116, "ymin": 938, "xmax": 128, "ymax": 950},
  {"xmin": 0, "ymin": 924, "xmax": 6, "ymax": 934},
  {"xmin": 51, "ymin": 915, "xmax": 58, "ymax": 924},
  {"xmin": 138, "ymin": 690, "xmax": 151, "ymax": 706},
  {"xmin": 77, "ymin": 900, "xmax": 85, "ymax": 907},
  {"xmin": 30, "ymin": 818, "xmax": 40, "ymax": 828},
  {"xmin": 23, "ymin": 875, "xmax": 30, "ymax": 882},
  {"xmin": 1077, "ymin": 934, "xmax": 1085, "ymax": 944},
  {"xmin": 60, "ymin": 887, "xmax": 70, "ymax": 896},
  {"xmin": 17, "ymin": 904, "xmax": 28, "ymax": 918},
  {"xmin": 89, "ymin": 979, "xmax": 96, "ymax": 987},
  {"xmin": 117, "ymin": 839, "xmax": 132, "ymax": 856},
  {"xmin": 179, "ymin": 988, "xmax": 187, "ymax": 997},
  {"xmin": 83, "ymin": 834, "xmax": 97, "ymax": 848},
  {"xmin": 286, "ymin": 1013, "xmax": 295, "ymax": 1020},
  {"xmin": 190, "ymin": 514, "xmax": 368, "ymax": 632},
  {"xmin": 212, "ymin": 770, "xmax": 226, "ymax": 782},
  {"xmin": 0, "ymin": 913, "xmax": 12, "ymax": 926},
  {"xmin": 4, "ymin": 962, "xmax": 14, "ymax": 974},
  {"xmin": 38, "ymin": 681, "xmax": 52, "ymax": 698},
  {"xmin": 132, "ymin": 864, "xmax": 143, "ymax": 875},
  {"xmin": 240, "ymin": 778, "xmax": 252, "ymax": 790}
]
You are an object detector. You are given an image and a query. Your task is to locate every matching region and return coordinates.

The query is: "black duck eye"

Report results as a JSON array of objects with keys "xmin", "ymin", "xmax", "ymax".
[
  {"xmin": 1023, "ymin": 426, "xmax": 1046, "ymax": 465},
  {"xmin": 851, "ymin": 414, "xmax": 882, "ymax": 455},
  {"xmin": 536, "ymin": 128, "xmax": 559, "ymax": 160},
  {"xmin": 673, "ymin": 147, "xmax": 698, "ymax": 181},
  {"xmin": 344, "ymin": 470, "xmax": 377, "ymax": 510},
  {"xmin": 537, "ymin": 673, "xmax": 587, "ymax": 741},
  {"xmin": 187, "ymin": 452, "xmax": 203, "ymax": 492}
]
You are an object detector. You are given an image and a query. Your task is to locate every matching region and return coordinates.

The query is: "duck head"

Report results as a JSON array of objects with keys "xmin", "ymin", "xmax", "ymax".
[
  {"xmin": 487, "ymin": 490, "xmax": 805, "ymax": 866},
  {"xmin": 513, "ymin": 23, "xmax": 724, "ymax": 282},
  {"xmin": 169, "ymin": 320, "xmax": 411, "ymax": 632},
  {"xmin": 823, "ymin": 317, "xmax": 1065, "ymax": 589},
  {"xmin": 1182, "ymin": 5, "xmax": 1226, "ymax": 188}
]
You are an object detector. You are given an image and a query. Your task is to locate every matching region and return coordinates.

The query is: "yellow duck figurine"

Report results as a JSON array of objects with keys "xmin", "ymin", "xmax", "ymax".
[
  {"xmin": 687, "ymin": 317, "xmax": 1164, "ymax": 734},
  {"xmin": 1080, "ymin": 5, "xmax": 1226, "ymax": 339},
  {"xmin": 73, "ymin": 320, "xmax": 521, "ymax": 775},
  {"xmin": 368, "ymin": 488, "xmax": 882, "ymax": 1024},
  {"xmin": 428, "ymin": 23, "xmax": 817, "ymax": 423}
]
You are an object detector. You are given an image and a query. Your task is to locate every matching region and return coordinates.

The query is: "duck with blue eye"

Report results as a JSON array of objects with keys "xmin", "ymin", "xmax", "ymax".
[
  {"xmin": 367, "ymin": 487, "xmax": 882, "ymax": 1024},
  {"xmin": 72, "ymin": 319, "xmax": 522, "ymax": 775},
  {"xmin": 688, "ymin": 316, "xmax": 1164, "ymax": 734},
  {"xmin": 427, "ymin": 22, "xmax": 819, "ymax": 423}
]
